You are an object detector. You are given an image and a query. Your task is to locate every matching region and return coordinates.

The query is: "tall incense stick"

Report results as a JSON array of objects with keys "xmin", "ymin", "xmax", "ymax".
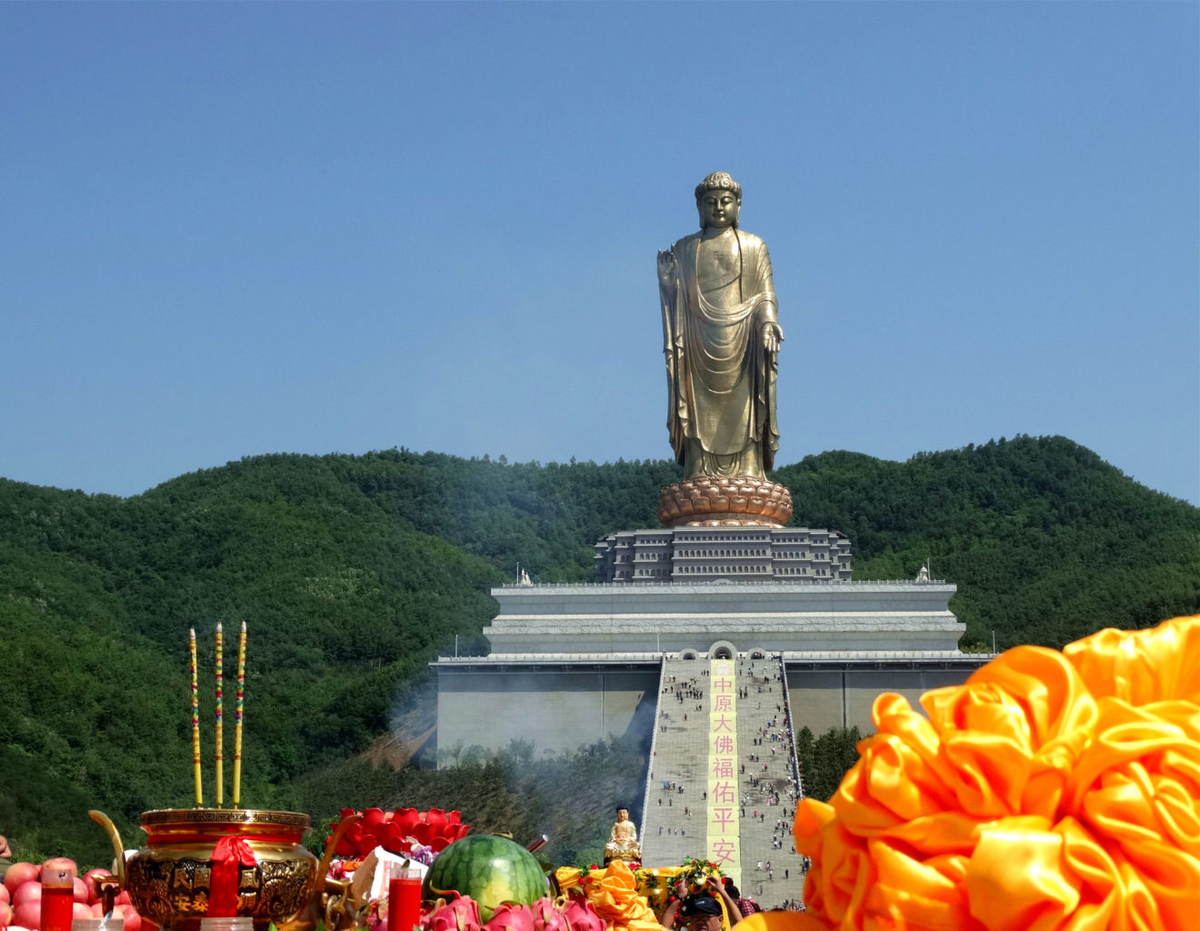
[
  {"xmin": 233, "ymin": 621, "xmax": 246, "ymax": 808},
  {"xmin": 189, "ymin": 628, "xmax": 202, "ymax": 807},
  {"xmin": 215, "ymin": 622, "xmax": 224, "ymax": 808}
]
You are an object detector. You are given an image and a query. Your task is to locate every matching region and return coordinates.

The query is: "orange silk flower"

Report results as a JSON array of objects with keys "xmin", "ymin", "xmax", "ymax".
[
  {"xmin": 784, "ymin": 615, "xmax": 1200, "ymax": 931},
  {"xmin": 555, "ymin": 861, "xmax": 664, "ymax": 931}
]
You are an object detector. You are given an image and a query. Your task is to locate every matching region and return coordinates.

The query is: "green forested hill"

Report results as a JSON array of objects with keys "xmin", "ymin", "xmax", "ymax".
[
  {"xmin": 773, "ymin": 436, "xmax": 1200, "ymax": 649},
  {"xmin": 1, "ymin": 437, "xmax": 1197, "ymax": 863}
]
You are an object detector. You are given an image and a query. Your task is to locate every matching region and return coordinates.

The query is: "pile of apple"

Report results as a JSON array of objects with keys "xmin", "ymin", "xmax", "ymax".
[{"xmin": 1, "ymin": 858, "xmax": 141, "ymax": 931}]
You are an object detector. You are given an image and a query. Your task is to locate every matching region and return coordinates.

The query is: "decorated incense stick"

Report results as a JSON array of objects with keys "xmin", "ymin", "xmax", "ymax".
[
  {"xmin": 233, "ymin": 621, "xmax": 246, "ymax": 807},
  {"xmin": 215, "ymin": 621, "xmax": 224, "ymax": 807},
  {"xmin": 189, "ymin": 628, "xmax": 202, "ymax": 807}
]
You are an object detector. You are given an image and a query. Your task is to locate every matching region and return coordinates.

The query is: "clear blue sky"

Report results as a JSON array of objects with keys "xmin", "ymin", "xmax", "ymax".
[{"xmin": 2, "ymin": 2, "xmax": 1197, "ymax": 505}]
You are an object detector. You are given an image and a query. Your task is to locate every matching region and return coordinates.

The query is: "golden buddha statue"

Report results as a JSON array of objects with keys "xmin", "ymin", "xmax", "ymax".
[
  {"xmin": 657, "ymin": 171, "xmax": 782, "ymax": 481},
  {"xmin": 603, "ymin": 805, "xmax": 641, "ymax": 863},
  {"xmin": 655, "ymin": 172, "xmax": 794, "ymax": 527}
]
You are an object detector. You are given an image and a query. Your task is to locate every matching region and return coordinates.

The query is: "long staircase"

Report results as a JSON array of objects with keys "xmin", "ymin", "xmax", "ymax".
[
  {"xmin": 639, "ymin": 654, "xmax": 808, "ymax": 909},
  {"xmin": 640, "ymin": 656, "xmax": 711, "ymax": 865}
]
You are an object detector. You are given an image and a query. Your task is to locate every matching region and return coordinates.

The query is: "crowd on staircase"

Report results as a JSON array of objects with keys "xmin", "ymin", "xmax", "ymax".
[{"xmin": 640, "ymin": 654, "xmax": 810, "ymax": 910}]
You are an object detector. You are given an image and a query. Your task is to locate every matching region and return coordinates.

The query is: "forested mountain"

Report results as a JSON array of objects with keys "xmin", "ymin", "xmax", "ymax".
[{"xmin": 1, "ymin": 436, "xmax": 1197, "ymax": 864}]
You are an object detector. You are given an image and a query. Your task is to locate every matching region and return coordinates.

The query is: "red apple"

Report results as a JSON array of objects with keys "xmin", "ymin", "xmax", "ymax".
[
  {"xmin": 12, "ymin": 900, "xmax": 40, "ymax": 930},
  {"xmin": 89, "ymin": 904, "xmax": 103, "ymax": 919},
  {"xmin": 11, "ymin": 884, "xmax": 41, "ymax": 909},
  {"xmin": 71, "ymin": 881, "xmax": 88, "ymax": 905},
  {"xmin": 111, "ymin": 905, "xmax": 140, "ymax": 931},
  {"xmin": 113, "ymin": 893, "xmax": 131, "ymax": 909},
  {"xmin": 3, "ymin": 865, "xmax": 39, "ymax": 897},
  {"xmin": 0, "ymin": 902, "xmax": 12, "ymax": 928},
  {"xmin": 70, "ymin": 903, "xmax": 91, "ymax": 922}
]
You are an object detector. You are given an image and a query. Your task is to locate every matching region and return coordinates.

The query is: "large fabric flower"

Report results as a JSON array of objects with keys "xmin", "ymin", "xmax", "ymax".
[
  {"xmin": 554, "ymin": 861, "xmax": 664, "ymax": 931},
  {"xmin": 785, "ymin": 614, "xmax": 1200, "ymax": 931}
]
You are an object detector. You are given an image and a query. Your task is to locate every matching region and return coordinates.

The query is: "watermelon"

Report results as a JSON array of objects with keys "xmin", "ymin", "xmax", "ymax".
[{"xmin": 422, "ymin": 834, "xmax": 549, "ymax": 920}]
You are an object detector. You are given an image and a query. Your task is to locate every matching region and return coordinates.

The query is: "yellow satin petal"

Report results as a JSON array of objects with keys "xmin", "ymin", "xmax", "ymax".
[
  {"xmin": 555, "ymin": 866, "xmax": 583, "ymax": 892},
  {"xmin": 807, "ymin": 820, "xmax": 874, "ymax": 926},
  {"xmin": 731, "ymin": 910, "xmax": 828, "ymax": 931},
  {"xmin": 1065, "ymin": 615, "xmax": 1200, "ymax": 705},
  {"xmin": 871, "ymin": 811, "xmax": 980, "ymax": 856},
  {"xmin": 958, "ymin": 645, "xmax": 1097, "ymax": 748},
  {"xmin": 831, "ymin": 702, "xmax": 959, "ymax": 832},
  {"xmin": 966, "ymin": 819, "xmax": 1080, "ymax": 931},
  {"xmin": 859, "ymin": 837, "xmax": 973, "ymax": 931},
  {"xmin": 562, "ymin": 861, "xmax": 665, "ymax": 931},
  {"xmin": 793, "ymin": 797, "xmax": 834, "ymax": 856}
]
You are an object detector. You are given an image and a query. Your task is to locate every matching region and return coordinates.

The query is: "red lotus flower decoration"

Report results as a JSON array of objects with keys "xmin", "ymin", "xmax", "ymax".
[{"xmin": 328, "ymin": 807, "xmax": 471, "ymax": 859}]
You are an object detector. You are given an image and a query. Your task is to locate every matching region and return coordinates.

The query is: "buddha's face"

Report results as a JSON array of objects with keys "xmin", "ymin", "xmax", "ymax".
[
  {"xmin": 698, "ymin": 189, "xmax": 740, "ymax": 230},
  {"xmin": 616, "ymin": 809, "xmax": 629, "ymax": 822}
]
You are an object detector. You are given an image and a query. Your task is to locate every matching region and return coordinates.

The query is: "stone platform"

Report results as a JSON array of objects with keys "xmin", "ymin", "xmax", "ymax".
[{"xmin": 482, "ymin": 580, "xmax": 963, "ymax": 654}]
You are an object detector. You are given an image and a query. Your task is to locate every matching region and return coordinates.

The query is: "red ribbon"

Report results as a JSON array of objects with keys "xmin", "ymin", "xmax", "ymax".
[{"xmin": 208, "ymin": 836, "xmax": 258, "ymax": 918}]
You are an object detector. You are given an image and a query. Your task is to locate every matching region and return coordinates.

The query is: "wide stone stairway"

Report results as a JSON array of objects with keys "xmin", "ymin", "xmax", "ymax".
[{"xmin": 639, "ymin": 654, "xmax": 809, "ymax": 909}]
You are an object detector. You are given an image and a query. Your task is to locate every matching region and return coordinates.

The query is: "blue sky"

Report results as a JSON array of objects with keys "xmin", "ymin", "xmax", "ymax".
[{"xmin": 2, "ymin": 2, "xmax": 1197, "ymax": 505}]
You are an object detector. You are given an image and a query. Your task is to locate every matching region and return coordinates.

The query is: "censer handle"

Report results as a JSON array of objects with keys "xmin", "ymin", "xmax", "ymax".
[
  {"xmin": 87, "ymin": 810, "xmax": 128, "ymax": 888},
  {"xmin": 317, "ymin": 813, "xmax": 363, "ymax": 887}
]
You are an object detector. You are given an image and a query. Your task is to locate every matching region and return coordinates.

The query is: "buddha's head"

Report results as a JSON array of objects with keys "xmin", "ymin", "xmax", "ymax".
[
  {"xmin": 695, "ymin": 172, "xmax": 741, "ymax": 230},
  {"xmin": 615, "ymin": 806, "xmax": 630, "ymax": 822}
]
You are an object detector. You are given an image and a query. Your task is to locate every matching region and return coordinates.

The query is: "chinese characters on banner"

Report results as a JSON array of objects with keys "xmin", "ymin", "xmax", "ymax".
[{"xmin": 706, "ymin": 658, "xmax": 741, "ymax": 887}]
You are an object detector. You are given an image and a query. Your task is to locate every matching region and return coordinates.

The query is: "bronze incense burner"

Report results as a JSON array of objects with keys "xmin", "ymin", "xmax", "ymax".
[{"xmin": 90, "ymin": 808, "xmax": 357, "ymax": 931}]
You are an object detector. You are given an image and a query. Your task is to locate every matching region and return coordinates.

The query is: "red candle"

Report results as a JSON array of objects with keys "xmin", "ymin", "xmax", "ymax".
[
  {"xmin": 40, "ymin": 863, "xmax": 76, "ymax": 931},
  {"xmin": 388, "ymin": 872, "xmax": 422, "ymax": 931}
]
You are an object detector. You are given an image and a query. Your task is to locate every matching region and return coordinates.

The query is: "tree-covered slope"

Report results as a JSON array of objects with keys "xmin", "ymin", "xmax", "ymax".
[
  {"xmin": 773, "ymin": 435, "xmax": 1200, "ymax": 649},
  {"xmin": 1, "ymin": 436, "xmax": 1197, "ymax": 862},
  {"xmin": 0, "ymin": 463, "xmax": 504, "ymax": 862}
]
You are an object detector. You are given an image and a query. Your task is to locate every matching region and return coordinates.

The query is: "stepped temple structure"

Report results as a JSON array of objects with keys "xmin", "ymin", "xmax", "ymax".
[{"xmin": 431, "ymin": 173, "xmax": 988, "ymax": 901}]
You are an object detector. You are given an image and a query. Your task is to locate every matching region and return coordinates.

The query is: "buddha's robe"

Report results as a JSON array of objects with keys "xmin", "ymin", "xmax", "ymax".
[
  {"xmin": 605, "ymin": 819, "xmax": 640, "ymax": 860},
  {"xmin": 659, "ymin": 229, "xmax": 780, "ymax": 480}
]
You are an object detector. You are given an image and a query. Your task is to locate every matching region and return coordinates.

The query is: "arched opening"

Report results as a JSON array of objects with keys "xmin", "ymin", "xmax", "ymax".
[{"xmin": 708, "ymin": 640, "xmax": 738, "ymax": 660}]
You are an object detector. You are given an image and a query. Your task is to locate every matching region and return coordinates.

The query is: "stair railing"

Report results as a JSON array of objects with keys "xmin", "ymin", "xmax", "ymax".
[
  {"xmin": 640, "ymin": 653, "xmax": 669, "ymax": 845},
  {"xmin": 778, "ymin": 653, "xmax": 804, "ymax": 801}
]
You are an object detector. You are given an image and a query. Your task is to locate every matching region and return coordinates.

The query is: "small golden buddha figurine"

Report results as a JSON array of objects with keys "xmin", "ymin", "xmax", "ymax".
[{"xmin": 604, "ymin": 805, "xmax": 641, "ymax": 863}]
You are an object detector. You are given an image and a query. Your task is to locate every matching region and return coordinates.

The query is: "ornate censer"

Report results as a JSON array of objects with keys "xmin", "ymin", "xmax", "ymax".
[{"xmin": 90, "ymin": 809, "xmax": 359, "ymax": 931}]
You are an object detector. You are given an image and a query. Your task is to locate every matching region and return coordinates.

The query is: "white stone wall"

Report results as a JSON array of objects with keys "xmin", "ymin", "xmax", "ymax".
[
  {"xmin": 787, "ymin": 667, "xmax": 983, "ymax": 732},
  {"xmin": 432, "ymin": 659, "xmax": 986, "ymax": 760},
  {"xmin": 434, "ymin": 579, "xmax": 982, "ymax": 759},
  {"xmin": 483, "ymin": 582, "xmax": 964, "ymax": 654}
]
